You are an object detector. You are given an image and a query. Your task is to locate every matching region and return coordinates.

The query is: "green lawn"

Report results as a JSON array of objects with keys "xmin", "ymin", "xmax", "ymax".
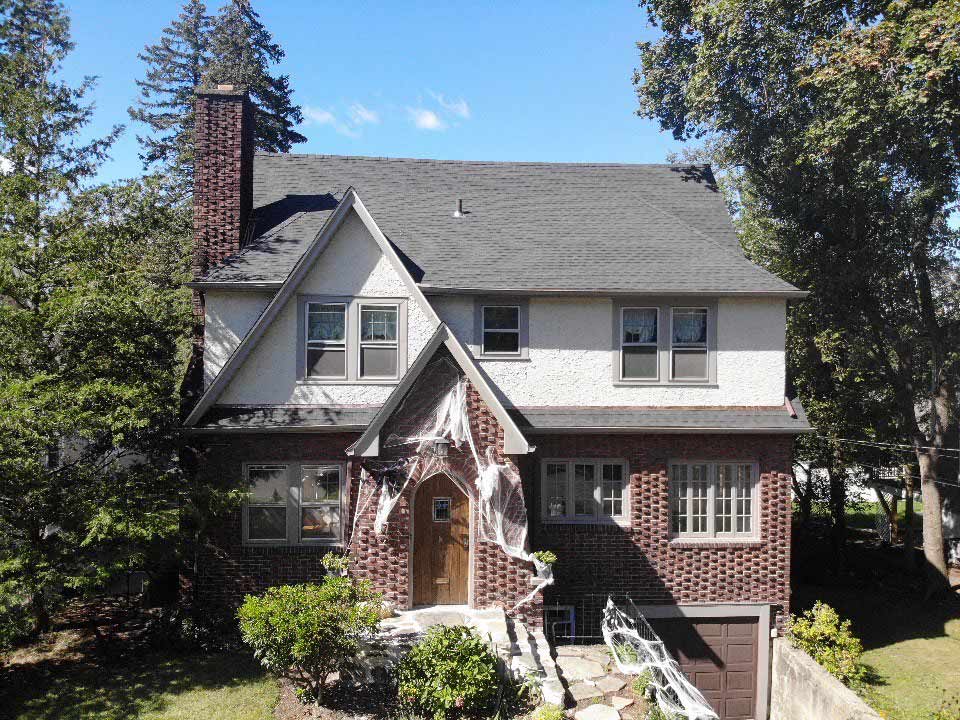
[
  {"xmin": 1, "ymin": 648, "xmax": 278, "ymax": 720},
  {"xmin": 845, "ymin": 501, "xmax": 923, "ymax": 533},
  {"xmin": 795, "ymin": 582, "xmax": 960, "ymax": 720}
]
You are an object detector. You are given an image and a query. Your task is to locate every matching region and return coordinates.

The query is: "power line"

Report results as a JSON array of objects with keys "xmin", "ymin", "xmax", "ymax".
[{"xmin": 815, "ymin": 435, "xmax": 960, "ymax": 458}]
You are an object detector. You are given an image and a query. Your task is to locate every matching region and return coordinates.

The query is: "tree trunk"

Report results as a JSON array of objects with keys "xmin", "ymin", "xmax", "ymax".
[
  {"xmin": 30, "ymin": 590, "xmax": 50, "ymax": 635},
  {"xmin": 917, "ymin": 449, "xmax": 949, "ymax": 596},
  {"xmin": 903, "ymin": 464, "xmax": 917, "ymax": 568},
  {"xmin": 793, "ymin": 463, "xmax": 814, "ymax": 529},
  {"xmin": 828, "ymin": 466, "xmax": 846, "ymax": 561}
]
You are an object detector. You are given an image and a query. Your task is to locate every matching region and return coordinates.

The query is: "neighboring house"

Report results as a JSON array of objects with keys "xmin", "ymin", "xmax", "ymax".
[{"xmin": 182, "ymin": 86, "xmax": 810, "ymax": 720}]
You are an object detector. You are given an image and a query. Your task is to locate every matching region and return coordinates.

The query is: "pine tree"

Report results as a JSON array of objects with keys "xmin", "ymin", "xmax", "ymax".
[
  {"xmin": 204, "ymin": 0, "xmax": 305, "ymax": 152},
  {"xmin": 128, "ymin": 0, "xmax": 211, "ymax": 195},
  {"xmin": 0, "ymin": 0, "xmax": 191, "ymax": 641}
]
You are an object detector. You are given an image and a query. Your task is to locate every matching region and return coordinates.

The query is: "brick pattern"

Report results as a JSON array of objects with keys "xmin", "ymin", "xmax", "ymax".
[{"xmin": 531, "ymin": 434, "xmax": 793, "ymax": 630}]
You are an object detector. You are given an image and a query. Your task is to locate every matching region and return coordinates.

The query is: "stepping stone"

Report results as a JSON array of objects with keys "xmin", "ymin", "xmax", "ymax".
[
  {"xmin": 585, "ymin": 651, "xmax": 611, "ymax": 665},
  {"xmin": 611, "ymin": 697, "xmax": 634, "ymax": 710},
  {"xmin": 596, "ymin": 676, "xmax": 626, "ymax": 694},
  {"xmin": 568, "ymin": 682, "xmax": 604, "ymax": 702},
  {"xmin": 557, "ymin": 655, "xmax": 606, "ymax": 681},
  {"xmin": 556, "ymin": 645, "xmax": 584, "ymax": 657},
  {"xmin": 574, "ymin": 704, "xmax": 620, "ymax": 720}
]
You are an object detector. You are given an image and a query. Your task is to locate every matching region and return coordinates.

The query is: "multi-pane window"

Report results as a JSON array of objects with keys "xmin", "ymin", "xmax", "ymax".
[
  {"xmin": 306, "ymin": 303, "xmax": 347, "ymax": 378},
  {"xmin": 359, "ymin": 304, "xmax": 399, "ymax": 378},
  {"xmin": 620, "ymin": 307, "xmax": 658, "ymax": 380},
  {"xmin": 670, "ymin": 462, "xmax": 757, "ymax": 539},
  {"xmin": 541, "ymin": 459, "xmax": 629, "ymax": 522},
  {"xmin": 482, "ymin": 306, "xmax": 521, "ymax": 355},
  {"xmin": 671, "ymin": 307, "xmax": 708, "ymax": 380},
  {"xmin": 244, "ymin": 463, "xmax": 344, "ymax": 544}
]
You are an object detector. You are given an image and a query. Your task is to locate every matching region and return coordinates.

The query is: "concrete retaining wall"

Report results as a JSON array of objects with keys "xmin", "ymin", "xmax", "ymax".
[{"xmin": 770, "ymin": 638, "xmax": 881, "ymax": 720}]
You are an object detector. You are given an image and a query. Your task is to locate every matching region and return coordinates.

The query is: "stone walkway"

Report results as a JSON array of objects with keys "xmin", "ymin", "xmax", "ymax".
[{"xmin": 553, "ymin": 644, "xmax": 649, "ymax": 720}]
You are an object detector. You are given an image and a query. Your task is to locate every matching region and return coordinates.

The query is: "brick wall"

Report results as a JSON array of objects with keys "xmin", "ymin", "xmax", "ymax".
[{"xmin": 531, "ymin": 433, "xmax": 793, "ymax": 630}]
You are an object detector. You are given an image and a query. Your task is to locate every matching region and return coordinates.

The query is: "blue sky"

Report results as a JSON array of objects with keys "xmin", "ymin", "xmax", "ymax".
[{"xmin": 61, "ymin": 1, "xmax": 682, "ymax": 184}]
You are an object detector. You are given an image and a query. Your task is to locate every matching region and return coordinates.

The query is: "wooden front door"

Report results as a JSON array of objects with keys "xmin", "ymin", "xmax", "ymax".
[{"xmin": 413, "ymin": 474, "xmax": 469, "ymax": 606}]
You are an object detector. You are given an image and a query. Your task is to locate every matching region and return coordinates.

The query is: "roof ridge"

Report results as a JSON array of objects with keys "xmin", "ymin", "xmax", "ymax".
[{"xmin": 255, "ymin": 152, "xmax": 709, "ymax": 170}]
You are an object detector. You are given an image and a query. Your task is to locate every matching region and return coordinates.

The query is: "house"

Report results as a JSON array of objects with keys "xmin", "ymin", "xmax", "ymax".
[{"xmin": 182, "ymin": 86, "xmax": 810, "ymax": 720}]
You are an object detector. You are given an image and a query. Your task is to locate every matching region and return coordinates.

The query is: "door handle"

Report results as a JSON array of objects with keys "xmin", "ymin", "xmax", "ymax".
[{"xmin": 461, "ymin": 534, "xmax": 470, "ymax": 550}]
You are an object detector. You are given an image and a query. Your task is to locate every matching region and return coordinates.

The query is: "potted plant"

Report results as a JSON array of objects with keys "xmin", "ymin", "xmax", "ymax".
[{"xmin": 532, "ymin": 550, "xmax": 557, "ymax": 578}]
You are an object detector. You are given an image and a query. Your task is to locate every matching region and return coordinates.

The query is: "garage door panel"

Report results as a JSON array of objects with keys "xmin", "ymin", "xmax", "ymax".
[{"xmin": 650, "ymin": 616, "xmax": 760, "ymax": 720}]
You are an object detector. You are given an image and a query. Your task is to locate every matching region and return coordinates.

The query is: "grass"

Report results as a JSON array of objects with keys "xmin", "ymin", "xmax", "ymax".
[
  {"xmin": 1, "ymin": 645, "xmax": 278, "ymax": 720},
  {"xmin": 845, "ymin": 501, "xmax": 923, "ymax": 532},
  {"xmin": 794, "ymin": 540, "xmax": 960, "ymax": 720}
]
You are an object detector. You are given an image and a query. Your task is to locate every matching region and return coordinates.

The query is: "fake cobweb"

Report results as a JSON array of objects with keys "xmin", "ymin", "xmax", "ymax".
[
  {"xmin": 603, "ymin": 598, "xmax": 719, "ymax": 720},
  {"xmin": 348, "ymin": 354, "xmax": 552, "ymax": 611}
]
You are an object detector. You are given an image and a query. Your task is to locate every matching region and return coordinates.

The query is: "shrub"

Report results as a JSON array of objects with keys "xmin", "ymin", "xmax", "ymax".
[
  {"xmin": 321, "ymin": 551, "xmax": 349, "ymax": 574},
  {"xmin": 632, "ymin": 668, "xmax": 653, "ymax": 696},
  {"xmin": 647, "ymin": 706, "xmax": 680, "ymax": 720},
  {"xmin": 238, "ymin": 577, "xmax": 383, "ymax": 704},
  {"xmin": 533, "ymin": 704, "xmax": 566, "ymax": 720},
  {"xmin": 532, "ymin": 550, "xmax": 557, "ymax": 566},
  {"xmin": 396, "ymin": 625, "xmax": 500, "ymax": 719},
  {"xmin": 787, "ymin": 602, "xmax": 866, "ymax": 687},
  {"xmin": 613, "ymin": 641, "xmax": 639, "ymax": 665}
]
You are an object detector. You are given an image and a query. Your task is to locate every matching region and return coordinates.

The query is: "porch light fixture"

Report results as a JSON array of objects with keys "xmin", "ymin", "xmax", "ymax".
[{"xmin": 433, "ymin": 437, "xmax": 451, "ymax": 458}]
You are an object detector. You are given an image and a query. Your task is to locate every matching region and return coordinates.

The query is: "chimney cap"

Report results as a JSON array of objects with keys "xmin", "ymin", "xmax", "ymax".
[{"xmin": 196, "ymin": 83, "xmax": 248, "ymax": 98}]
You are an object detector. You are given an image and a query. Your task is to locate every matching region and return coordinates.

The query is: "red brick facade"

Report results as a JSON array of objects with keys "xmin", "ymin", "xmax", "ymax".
[{"xmin": 528, "ymin": 433, "xmax": 793, "ymax": 630}]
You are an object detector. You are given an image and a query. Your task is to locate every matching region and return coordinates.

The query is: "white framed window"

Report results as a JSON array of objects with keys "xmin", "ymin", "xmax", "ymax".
[
  {"xmin": 671, "ymin": 307, "xmax": 708, "ymax": 381},
  {"xmin": 541, "ymin": 459, "xmax": 629, "ymax": 523},
  {"xmin": 620, "ymin": 307, "xmax": 658, "ymax": 380},
  {"xmin": 243, "ymin": 462, "xmax": 345, "ymax": 545},
  {"xmin": 670, "ymin": 461, "xmax": 758, "ymax": 539},
  {"xmin": 306, "ymin": 303, "xmax": 347, "ymax": 378},
  {"xmin": 481, "ymin": 305, "xmax": 521, "ymax": 356},
  {"xmin": 358, "ymin": 303, "xmax": 399, "ymax": 379}
]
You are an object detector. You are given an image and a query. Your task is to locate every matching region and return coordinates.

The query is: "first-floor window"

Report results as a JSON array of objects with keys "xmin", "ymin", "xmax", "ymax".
[
  {"xmin": 541, "ymin": 459, "xmax": 629, "ymax": 523},
  {"xmin": 244, "ymin": 462, "xmax": 344, "ymax": 544},
  {"xmin": 670, "ymin": 462, "xmax": 757, "ymax": 539}
]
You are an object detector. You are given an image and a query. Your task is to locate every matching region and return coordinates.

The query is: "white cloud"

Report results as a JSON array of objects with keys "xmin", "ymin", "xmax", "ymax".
[
  {"xmin": 408, "ymin": 107, "xmax": 446, "ymax": 131},
  {"xmin": 349, "ymin": 103, "xmax": 380, "ymax": 125},
  {"xmin": 430, "ymin": 92, "xmax": 471, "ymax": 119},
  {"xmin": 302, "ymin": 106, "xmax": 359, "ymax": 138}
]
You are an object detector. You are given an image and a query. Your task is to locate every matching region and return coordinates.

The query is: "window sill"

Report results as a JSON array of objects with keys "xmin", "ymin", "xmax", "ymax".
[
  {"xmin": 668, "ymin": 538, "xmax": 762, "ymax": 548},
  {"xmin": 476, "ymin": 354, "xmax": 531, "ymax": 362},
  {"xmin": 612, "ymin": 381, "xmax": 719, "ymax": 388},
  {"xmin": 296, "ymin": 378, "xmax": 400, "ymax": 386},
  {"xmin": 242, "ymin": 541, "xmax": 344, "ymax": 549}
]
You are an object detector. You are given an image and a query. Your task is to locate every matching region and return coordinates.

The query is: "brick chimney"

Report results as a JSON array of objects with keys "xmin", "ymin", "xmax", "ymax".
[{"xmin": 192, "ymin": 84, "xmax": 254, "ymax": 279}]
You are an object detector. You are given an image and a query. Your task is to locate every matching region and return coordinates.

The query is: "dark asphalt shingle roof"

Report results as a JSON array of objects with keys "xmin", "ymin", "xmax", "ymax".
[
  {"xmin": 200, "ymin": 154, "xmax": 801, "ymax": 294},
  {"xmin": 510, "ymin": 401, "xmax": 811, "ymax": 432},
  {"xmin": 192, "ymin": 405, "xmax": 378, "ymax": 430}
]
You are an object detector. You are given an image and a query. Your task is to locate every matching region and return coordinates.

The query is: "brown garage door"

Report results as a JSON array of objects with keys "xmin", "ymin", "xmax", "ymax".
[{"xmin": 651, "ymin": 617, "xmax": 758, "ymax": 720}]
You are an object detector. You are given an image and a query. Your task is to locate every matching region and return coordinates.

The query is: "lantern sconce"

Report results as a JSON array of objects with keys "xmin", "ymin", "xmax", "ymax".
[{"xmin": 433, "ymin": 437, "xmax": 451, "ymax": 458}]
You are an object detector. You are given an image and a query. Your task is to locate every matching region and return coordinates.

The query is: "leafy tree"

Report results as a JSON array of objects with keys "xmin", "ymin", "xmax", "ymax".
[
  {"xmin": 238, "ymin": 575, "xmax": 384, "ymax": 705},
  {"xmin": 0, "ymin": 0, "xmax": 192, "ymax": 638},
  {"xmin": 636, "ymin": 0, "xmax": 960, "ymax": 593},
  {"xmin": 128, "ymin": 0, "xmax": 211, "ymax": 196},
  {"xmin": 203, "ymin": 0, "xmax": 305, "ymax": 152}
]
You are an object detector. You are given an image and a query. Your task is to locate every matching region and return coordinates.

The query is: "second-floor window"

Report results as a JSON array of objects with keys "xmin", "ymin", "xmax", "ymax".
[
  {"xmin": 620, "ymin": 307, "xmax": 658, "ymax": 380},
  {"xmin": 306, "ymin": 303, "xmax": 347, "ymax": 378},
  {"xmin": 359, "ymin": 304, "xmax": 399, "ymax": 378},
  {"xmin": 671, "ymin": 307, "xmax": 708, "ymax": 380},
  {"xmin": 482, "ymin": 305, "xmax": 521, "ymax": 356}
]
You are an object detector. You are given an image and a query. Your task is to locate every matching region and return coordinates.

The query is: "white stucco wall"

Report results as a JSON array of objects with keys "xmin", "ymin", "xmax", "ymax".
[
  {"xmin": 204, "ymin": 291, "xmax": 273, "ymax": 386},
  {"xmin": 215, "ymin": 209, "xmax": 436, "ymax": 405},
  {"xmin": 430, "ymin": 295, "xmax": 786, "ymax": 407}
]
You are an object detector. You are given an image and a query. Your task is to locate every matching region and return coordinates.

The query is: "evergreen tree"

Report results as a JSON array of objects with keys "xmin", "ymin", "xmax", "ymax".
[
  {"xmin": 0, "ymin": 0, "xmax": 191, "ymax": 641},
  {"xmin": 204, "ymin": 0, "xmax": 305, "ymax": 152},
  {"xmin": 128, "ymin": 0, "xmax": 211, "ymax": 195}
]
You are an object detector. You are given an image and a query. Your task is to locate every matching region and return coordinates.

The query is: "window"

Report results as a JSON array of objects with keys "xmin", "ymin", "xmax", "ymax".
[
  {"xmin": 359, "ymin": 304, "xmax": 399, "ymax": 378},
  {"xmin": 670, "ymin": 462, "xmax": 757, "ymax": 539},
  {"xmin": 433, "ymin": 498, "xmax": 452, "ymax": 522},
  {"xmin": 620, "ymin": 307, "xmax": 658, "ymax": 380},
  {"xmin": 243, "ymin": 462, "xmax": 344, "ymax": 545},
  {"xmin": 671, "ymin": 307, "xmax": 708, "ymax": 380},
  {"xmin": 541, "ymin": 459, "xmax": 629, "ymax": 523},
  {"xmin": 246, "ymin": 465, "xmax": 289, "ymax": 541},
  {"xmin": 482, "ymin": 305, "xmax": 521, "ymax": 355},
  {"xmin": 306, "ymin": 303, "xmax": 346, "ymax": 378}
]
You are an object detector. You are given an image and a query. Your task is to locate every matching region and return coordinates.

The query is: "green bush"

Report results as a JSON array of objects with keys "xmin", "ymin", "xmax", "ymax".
[
  {"xmin": 533, "ymin": 703, "xmax": 566, "ymax": 720},
  {"xmin": 321, "ymin": 551, "xmax": 349, "ymax": 574},
  {"xmin": 238, "ymin": 577, "xmax": 383, "ymax": 704},
  {"xmin": 646, "ymin": 706, "xmax": 680, "ymax": 720},
  {"xmin": 396, "ymin": 625, "xmax": 500, "ymax": 719},
  {"xmin": 632, "ymin": 668, "xmax": 653, "ymax": 695},
  {"xmin": 787, "ymin": 601, "xmax": 866, "ymax": 687}
]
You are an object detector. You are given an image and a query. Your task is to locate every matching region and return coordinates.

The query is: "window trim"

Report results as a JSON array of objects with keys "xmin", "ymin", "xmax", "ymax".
[
  {"xmin": 610, "ymin": 298, "xmax": 718, "ymax": 386},
  {"xmin": 297, "ymin": 296, "xmax": 408, "ymax": 384},
  {"xmin": 357, "ymin": 301, "xmax": 401, "ymax": 380},
  {"xmin": 668, "ymin": 460, "xmax": 760, "ymax": 542},
  {"xmin": 472, "ymin": 297, "xmax": 530, "ymax": 360},
  {"xmin": 670, "ymin": 306, "xmax": 709, "ymax": 382},
  {"xmin": 619, "ymin": 306, "xmax": 660, "ymax": 381},
  {"xmin": 540, "ymin": 458, "xmax": 630, "ymax": 525},
  {"xmin": 481, "ymin": 304, "xmax": 522, "ymax": 357},
  {"xmin": 241, "ymin": 461, "xmax": 347, "ymax": 547}
]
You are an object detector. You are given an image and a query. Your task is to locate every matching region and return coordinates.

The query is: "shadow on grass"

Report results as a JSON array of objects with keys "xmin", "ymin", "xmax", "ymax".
[{"xmin": 1, "ymin": 649, "xmax": 268, "ymax": 720}]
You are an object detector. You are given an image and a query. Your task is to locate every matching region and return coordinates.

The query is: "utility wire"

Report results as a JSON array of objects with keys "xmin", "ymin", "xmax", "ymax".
[{"xmin": 815, "ymin": 435, "xmax": 960, "ymax": 459}]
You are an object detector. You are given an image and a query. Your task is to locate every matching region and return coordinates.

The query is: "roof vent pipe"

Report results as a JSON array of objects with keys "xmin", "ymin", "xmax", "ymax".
[{"xmin": 453, "ymin": 198, "xmax": 463, "ymax": 218}]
